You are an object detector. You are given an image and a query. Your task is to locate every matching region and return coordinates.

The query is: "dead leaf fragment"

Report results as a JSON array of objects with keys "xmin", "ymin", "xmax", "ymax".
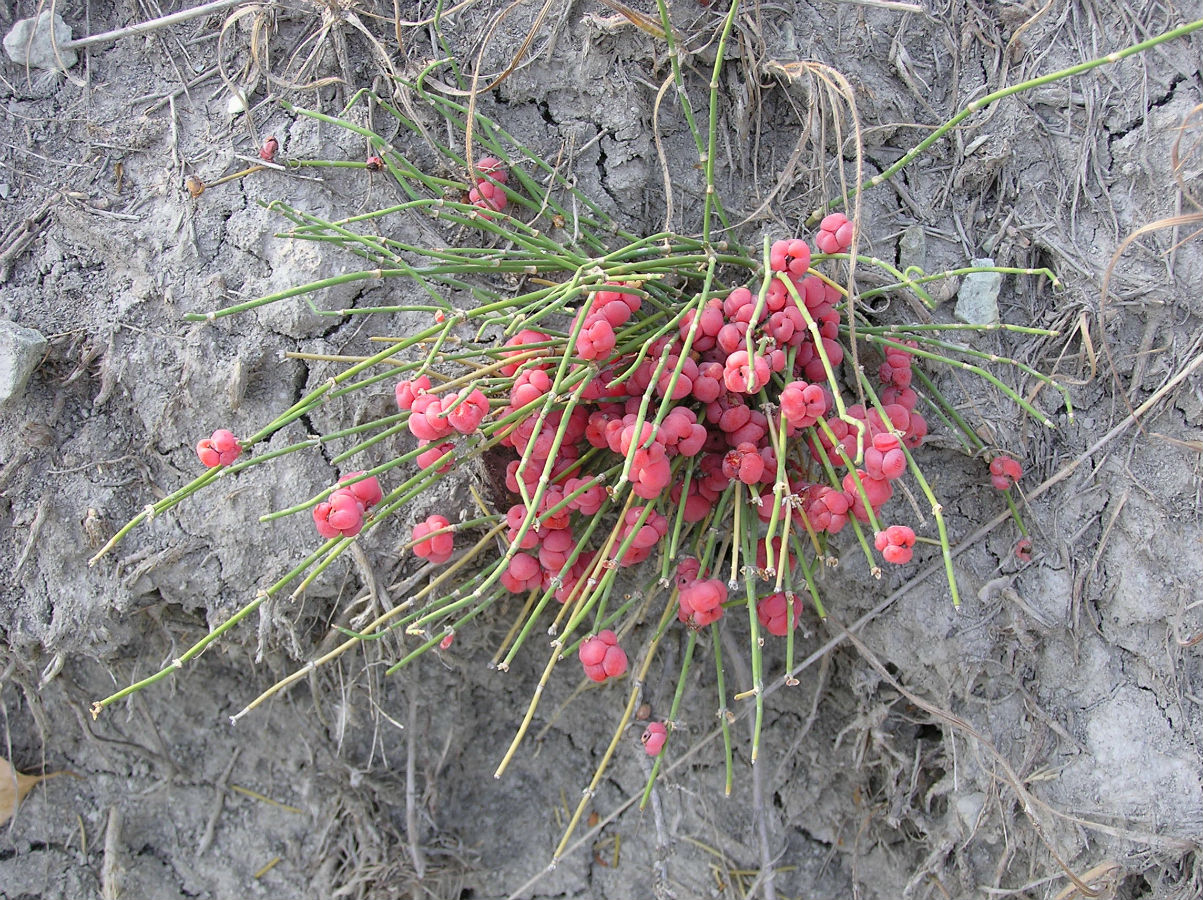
[{"xmin": 1, "ymin": 758, "xmax": 71, "ymax": 825}]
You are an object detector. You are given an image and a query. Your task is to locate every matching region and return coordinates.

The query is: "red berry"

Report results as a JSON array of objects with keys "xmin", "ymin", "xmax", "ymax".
[
  {"xmin": 630, "ymin": 443, "xmax": 672, "ymax": 499},
  {"xmin": 416, "ymin": 440, "xmax": 455, "ymax": 473},
  {"xmin": 338, "ymin": 471, "xmax": 382, "ymax": 508},
  {"xmin": 538, "ymin": 527, "xmax": 576, "ymax": 573},
  {"xmin": 314, "ymin": 487, "xmax": 366, "ymax": 539},
  {"xmin": 395, "ymin": 375, "xmax": 432, "ymax": 411},
  {"xmin": 769, "ymin": 239, "xmax": 812, "ymax": 276},
  {"xmin": 446, "ymin": 387, "xmax": 490, "ymax": 434},
  {"xmin": 407, "ymin": 393, "xmax": 455, "ymax": 441},
  {"xmin": 575, "ymin": 314, "xmax": 616, "ymax": 361},
  {"xmin": 196, "ymin": 429, "xmax": 242, "ymax": 468},
  {"xmin": 579, "ymin": 630, "xmax": 628, "ymax": 682},
  {"xmin": 805, "ymin": 486, "xmax": 851, "ymax": 534},
  {"xmin": 723, "ymin": 350, "xmax": 769, "ymax": 394},
  {"xmin": 579, "ymin": 635, "xmax": 608, "ymax": 667},
  {"xmin": 642, "ymin": 721, "xmax": 668, "ymax": 757},
  {"xmin": 878, "ymin": 353, "xmax": 913, "ymax": 389},
  {"xmin": 678, "ymin": 578, "xmax": 727, "ymax": 627},
  {"xmin": 500, "ymin": 330, "xmax": 551, "ymax": 376},
  {"xmin": 864, "ymin": 432, "xmax": 907, "ymax": 481},
  {"xmin": 723, "ymin": 442, "xmax": 765, "ymax": 485},
  {"xmin": 1015, "ymin": 538, "xmax": 1033, "ymax": 562},
  {"xmin": 675, "ymin": 558, "xmax": 701, "ymax": 587},
  {"xmin": 715, "ymin": 321, "xmax": 748, "ymax": 355},
  {"xmin": 474, "ymin": 157, "xmax": 508, "ymax": 185},
  {"xmin": 843, "ymin": 469, "xmax": 893, "ymax": 521},
  {"xmin": 815, "ymin": 213, "xmax": 854, "ymax": 254},
  {"xmin": 669, "ymin": 480, "xmax": 712, "ymax": 522},
  {"xmin": 412, "ymin": 514, "xmax": 454, "ymax": 564},
  {"xmin": 259, "ymin": 136, "xmax": 279, "ymax": 162},
  {"xmin": 989, "ymin": 455, "xmax": 1023, "ymax": 490},
  {"xmin": 780, "ymin": 381, "xmax": 828, "ymax": 429},
  {"xmin": 469, "ymin": 181, "xmax": 507, "ymax": 213},
  {"xmin": 500, "ymin": 552, "xmax": 542, "ymax": 593},
  {"xmin": 365, "ymin": 154, "xmax": 384, "ymax": 171},
  {"xmin": 564, "ymin": 477, "xmax": 606, "ymax": 516},
  {"xmin": 756, "ymin": 592, "xmax": 801, "ymax": 636},
  {"xmin": 874, "ymin": 524, "xmax": 916, "ymax": 565}
]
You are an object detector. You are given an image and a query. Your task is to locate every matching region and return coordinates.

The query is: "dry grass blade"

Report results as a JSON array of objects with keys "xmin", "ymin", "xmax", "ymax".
[
  {"xmin": 464, "ymin": 0, "xmax": 559, "ymax": 178},
  {"xmin": 761, "ymin": 59, "xmax": 867, "ymax": 401},
  {"xmin": 1098, "ymin": 210, "xmax": 1203, "ymax": 430},
  {"xmin": 597, "ymin": 0, "xmax": 669, "ymax": 39},
  {"xmin": 832, "ymin": 623, "xmax": 1100, "ymax": 899},
  {"xmin": 824, "ymin": 0, "xmax": 923, "ymax": 10},
  {"xmin": 1097, "ymin": 103, "xmax": 1203, "ymax": 431}
]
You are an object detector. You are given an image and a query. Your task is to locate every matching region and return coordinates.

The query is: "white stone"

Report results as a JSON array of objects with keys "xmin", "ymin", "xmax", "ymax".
[
  {"xmin": 954, "ymin": 257, "xmax": 1001, "ymax": 325},
  {"xmin": 3, "ymin": 12, "xmax": 77, "ymax": 71}
]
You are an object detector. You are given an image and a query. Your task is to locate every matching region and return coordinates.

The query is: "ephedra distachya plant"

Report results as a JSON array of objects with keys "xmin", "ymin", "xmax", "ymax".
[{"xmin": 86, "ymin": 7, "xmax": 1081, "ymax": 863}]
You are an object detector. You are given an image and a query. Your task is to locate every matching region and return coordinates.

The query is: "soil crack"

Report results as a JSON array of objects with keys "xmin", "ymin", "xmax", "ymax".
[{"xmin": 1105, "ymin": 72, "xmax": 1190, "ymax": 144}]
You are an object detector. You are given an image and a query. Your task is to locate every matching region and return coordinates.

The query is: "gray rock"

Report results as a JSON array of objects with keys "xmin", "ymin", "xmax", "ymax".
[
  {"xmin": 954, "ymin": 257, "xmax": 1001, "ymax": 325},
  {"xmin": 899, "ymin": 225, "xmax": 926, "ymax": 273},
  {"xmin": 0, "ymin": 319, "xmax": 48, "ymax": 405},
  {"xmin": 3, "ymin": 12, "xmax": 78, "ymax": 71}
]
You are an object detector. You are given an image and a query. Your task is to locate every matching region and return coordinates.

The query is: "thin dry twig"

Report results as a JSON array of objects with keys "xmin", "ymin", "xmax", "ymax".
[
  {"xmin": 42, "ymin": 0, "xmax": 248, "ymax": 53},
  {"xmin": 196, "ymin": 747, "xmax": 240, "ymax": 856},
  {"xmin": 464, "ymin": 0, "xmax": 559, "ymax": 178}
]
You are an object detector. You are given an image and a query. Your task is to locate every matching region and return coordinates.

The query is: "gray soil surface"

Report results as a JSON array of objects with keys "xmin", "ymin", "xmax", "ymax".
[{"xmin": 2, "ymin": 1, "xmax": 1203, "ymax": 899}]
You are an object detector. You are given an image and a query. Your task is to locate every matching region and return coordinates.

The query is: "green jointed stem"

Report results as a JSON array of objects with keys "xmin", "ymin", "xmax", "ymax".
[
  {"xmin": 809, "ymin": 16, "xmax": 1203, "ymax": 222},
  {"xmin": 788, "ymin": 532, "xmax": 826, "ymax": 618},
  {"xmin": 329, "ymin": 421, "xmax": 411, "ymax": 466},
  {"xmin": 185, "ymin": 269, "xmax": 410, "ymax": 321},
  {"xmin": 853, "ymin": 261, "xmax": 1060, "ymax": 303},
  {"xmin": 867, "ymin": 335, "xmax": 1063, "ymax": 426},
  {"xmin": 711, "ymin": 625, "xmax": 735, "ymax": 797},
  {"xmin": 639, "ymin": 629, "xmax": 697, "ymax": 810},
  {"xmin": 496, "ymin": 496, "xmax": 614, "ymax": 671},
  {"xmin": 855, "ymin": 371, "xmax": 962, "ymax": 605},
  {"xmin": 409, "ymin": 68, "xmax": 631, "ymax": 249},
  {"xmin": 1003, "ymin": 488, "xmax": 1029, "ymax": 537},
  {"xmin": 741, "ymin": 523, "xmax": 765, "ymax": 763},
  {"xmin": 87, "ymin": 464, "xmax": 226, "ymax": 565},
  {"xmin": 92, "ymin": 537, "xmax": 345, "ymax": 715},
  {"xmin": 557, "ymin": 592, "xmax": 645, "ymax": 662},
  {"xmin": 860, "ymin": 330, "xmax": 1073, "ymax": 422},
  {"xmin": 762, "ymin": 394, "xmax": 792, "ymax": 576}
]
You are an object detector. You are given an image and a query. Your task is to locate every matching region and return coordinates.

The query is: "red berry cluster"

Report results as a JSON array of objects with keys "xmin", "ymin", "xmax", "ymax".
[
  {"xmin": 314, "ymin": 472, "xmax": 383, "ymax": 539},
  {"xmin": 469, "ymin": 157, "xmax": 508, "ymax": 214},
  {"xmin": 396, "ymin": 375, "xmax": 490, "ymax": 476},
  {"xmin": 573, "ymin": 285, "xmax": 643, "ymax": 362},
  {"xmin": 814, "ymin": 213, "xmax": 854, "ymax": 255},
  {"xmin": 368, "ymin": 223, "xmax": 935, "ymax": 655}
]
